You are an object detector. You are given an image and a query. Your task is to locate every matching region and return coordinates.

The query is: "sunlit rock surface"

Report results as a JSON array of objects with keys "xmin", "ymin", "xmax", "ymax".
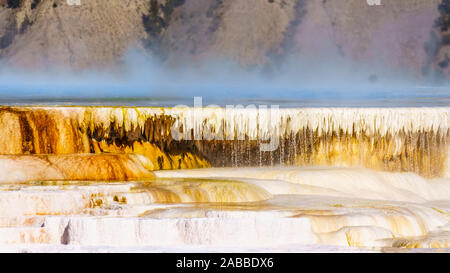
[
  {"xmin": 1, "ymin": 168, "xmax": 450, "ymax": 252},
  {"xmin": 0, "ymin": 154, "xmax": 155, "ymax": 183},
  {"xmin": 0, "ymin": 106, "xmax": 449, "ymax": 252}
]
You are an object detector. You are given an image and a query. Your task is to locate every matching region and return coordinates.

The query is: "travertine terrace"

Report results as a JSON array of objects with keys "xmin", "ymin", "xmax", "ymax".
[
  {"xmin": 0, "ymin": 106, "xmax": 447, "ymax": 177},
  {"xmin": 0, "ymin": 106, "xmax": 449, "ymax": 252}
]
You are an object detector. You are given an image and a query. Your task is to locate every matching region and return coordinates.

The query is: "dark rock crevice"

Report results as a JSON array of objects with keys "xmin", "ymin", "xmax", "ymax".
[
  {"xmin": 142, "ymin": 0, "xmax": 186, "ymax": 60},
  {"xmin": 430, "ymin": 0, "xmax": 450, "ymax": 78},
  {"xmin": 0, "ymin": 0, "xmax": 35, "ymax": 53}
]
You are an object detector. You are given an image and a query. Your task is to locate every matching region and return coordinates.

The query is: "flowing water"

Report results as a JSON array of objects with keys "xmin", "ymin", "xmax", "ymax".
[{"xmin": 0, "ymin": 105, "xmax": 449, "ymax": 252}]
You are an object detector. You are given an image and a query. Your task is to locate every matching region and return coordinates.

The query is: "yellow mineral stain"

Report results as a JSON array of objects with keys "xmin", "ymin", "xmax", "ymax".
[
  {"xmin": 0, "ymin": 106, "xmax": 446, "ymax": 177},
  {"xmin": 131, "ymin": 179, "xmax": 272, "ymax": 204},
  {"xmin": 431, "ymin": 207, "xmax": 447, "ymax": 215}
]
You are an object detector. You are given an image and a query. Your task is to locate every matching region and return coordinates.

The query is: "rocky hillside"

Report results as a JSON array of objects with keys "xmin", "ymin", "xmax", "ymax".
[
  {"xmin": 0, "ymin": 0, "xmax": 448, "ymax": 78},
  {"xmin": 0, "ymin": 0, "xmax": 148, "ymax": 69}
]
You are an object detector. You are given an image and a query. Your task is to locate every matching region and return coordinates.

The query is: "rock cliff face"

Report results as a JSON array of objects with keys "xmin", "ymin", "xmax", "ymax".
[
  {"xmin": 290, "ymin": 0, "xmax": 442, "ymax": 77},
  {"xmin": 158, "ymin": 0, "xmax": 444, "ymax": 77},
  {"xmin": 0, "ymin": 0, "xmax": 148, "ymax": 69},
  {"xmin": 0, "ymin": 0, "xmax": 447, "ymax": 77}
]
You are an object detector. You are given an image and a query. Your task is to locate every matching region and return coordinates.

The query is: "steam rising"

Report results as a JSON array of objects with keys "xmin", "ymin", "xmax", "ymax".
[{"xmin": 0, "ymin": 48, "xmax": 448, "ymax": 106}]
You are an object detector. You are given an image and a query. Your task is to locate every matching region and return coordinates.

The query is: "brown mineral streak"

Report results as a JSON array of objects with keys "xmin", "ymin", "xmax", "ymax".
[{"xmin": 0, "ymin": 106, "xmax": 447, "ymax": 181}]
